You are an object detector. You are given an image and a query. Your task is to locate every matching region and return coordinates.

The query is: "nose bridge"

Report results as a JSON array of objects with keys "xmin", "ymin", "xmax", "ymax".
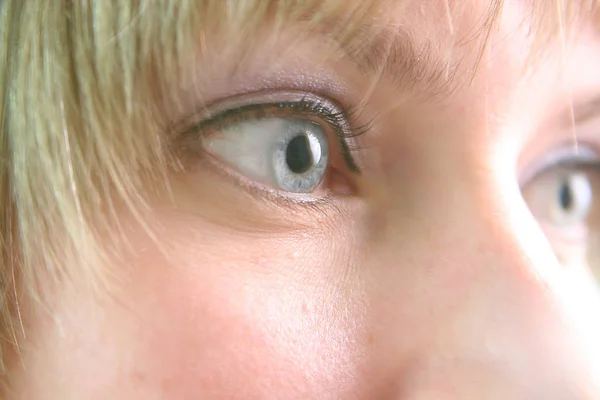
[{"xmin": 364, "ymin": 167, "xmax": 600, "ymax": 398}]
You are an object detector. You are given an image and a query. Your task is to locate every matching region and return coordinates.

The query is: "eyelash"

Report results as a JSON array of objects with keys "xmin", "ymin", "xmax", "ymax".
[{"xmin": 180, "ymin": 96, "xmax": 370, "ymax": 174}]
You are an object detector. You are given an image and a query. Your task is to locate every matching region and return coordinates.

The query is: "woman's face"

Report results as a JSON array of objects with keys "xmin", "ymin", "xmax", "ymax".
[{"xmin": 11, "ymin": 0, "xmax": 600, "ymax": 399}]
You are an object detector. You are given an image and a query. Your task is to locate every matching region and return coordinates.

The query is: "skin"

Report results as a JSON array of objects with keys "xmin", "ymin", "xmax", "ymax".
[{"xmin": 8, "ymin": 0, "xmax": 600, "ymax": 398}]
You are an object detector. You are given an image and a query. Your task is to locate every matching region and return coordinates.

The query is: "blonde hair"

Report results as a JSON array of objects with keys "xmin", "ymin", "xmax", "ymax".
[{"xmin": 0, "ymin": 0, "xmax": 598, "ymax": 389}]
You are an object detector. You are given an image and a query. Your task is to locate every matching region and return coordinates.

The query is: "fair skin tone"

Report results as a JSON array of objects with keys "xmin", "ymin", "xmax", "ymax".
[{"xmin": 8, "ymin": 0, "xmax": 600, "ymax": 398}]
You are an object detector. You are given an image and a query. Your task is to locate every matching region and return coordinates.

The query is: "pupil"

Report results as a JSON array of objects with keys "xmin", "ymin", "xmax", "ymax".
[
  {"xmin": 286, "ymin": 134, "xmax": 314, "ymax": 174},
  {"xmin": 558, "ymin": 179, "xmax": 573, "ymax": 212}
]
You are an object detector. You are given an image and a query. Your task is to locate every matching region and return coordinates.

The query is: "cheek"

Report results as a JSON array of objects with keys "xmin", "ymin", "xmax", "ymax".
[
  {"xmin": 20, "ymin": 218, "xmax": 369, "ymax": 399},
  {"xmin": 128, "ymin": 252, "xmax": 363, "ymax": 398}
]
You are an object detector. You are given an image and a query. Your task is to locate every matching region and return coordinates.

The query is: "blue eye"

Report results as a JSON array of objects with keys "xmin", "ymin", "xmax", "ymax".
[
  {"xmin": 203, "ymin": 117, "xmax": 329, "ymax": 193},
  {"xmin": 530, "ymin": 167, "xmax": 594, "ymax": 226},
  {"xmin": 521, "ymin": 146, "xmax": 600, "ymax": 275},
  {"xmin": 185, "ymin": 93, "xmax": 364, "ymax": 197},
  {"xmin": 522, "ymin": 148, "xmax": 599, "ymax": 228},
  {"xmin": 554, "ymin": 171, "xmax": 593, "ymax": 224}
]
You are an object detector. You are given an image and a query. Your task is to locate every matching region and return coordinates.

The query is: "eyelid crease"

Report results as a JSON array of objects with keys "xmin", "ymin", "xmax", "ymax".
[
  {"xmin": 520, "ymin": 144, "xmax": 600, "ymax": 186},
  {"xmin": 176, "ymin": 92, "xmax": 370, "ymax": 174}
]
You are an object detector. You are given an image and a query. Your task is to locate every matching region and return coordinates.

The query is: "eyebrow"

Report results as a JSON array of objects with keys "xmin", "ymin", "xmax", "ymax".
[
  {"xmin": 342, "ymin": 27, "xmax": 600, "ymax": 128},
  {"xmin": 339, "ymin": 27, "xmax": 458, "ymax": 100}
]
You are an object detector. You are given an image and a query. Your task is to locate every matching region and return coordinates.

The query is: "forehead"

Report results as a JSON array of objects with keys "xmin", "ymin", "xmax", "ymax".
[
  {"xmin": 132, "ymin": 1, "xmax": 600, "ymax": 85},
  {"xmin": 222, "ymin": 0, "xmax": 599, "ymax": 35},
  {"xmin": 282, "ymin": 0, "xmax": 600, "ymax": 137},
  {"xmin": 98, "ymin": 0, "xmax": 600, "ymax": 132},
  {"xmin": 200, "ymin": 0, "xmax": 599, "ymax": 73}
]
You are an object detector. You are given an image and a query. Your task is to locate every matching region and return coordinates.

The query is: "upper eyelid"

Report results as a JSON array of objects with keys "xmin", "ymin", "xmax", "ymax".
[
  {"xmin": 519, "ymin": 144, "xmax": 600, "ymax": 185},
  {"xmin": 174, "ymin": 90, "xmax": 353, "ymax": 128},
  {"xmin": 189, "ymin": 102, "xmax": 344, "ymax": 133}
]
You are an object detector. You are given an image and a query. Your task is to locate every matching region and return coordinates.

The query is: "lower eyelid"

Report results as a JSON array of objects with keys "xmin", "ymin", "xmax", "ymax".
[{"xmin": 198, "ymin": 153, "xmax": 340, "ymax": 209}]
